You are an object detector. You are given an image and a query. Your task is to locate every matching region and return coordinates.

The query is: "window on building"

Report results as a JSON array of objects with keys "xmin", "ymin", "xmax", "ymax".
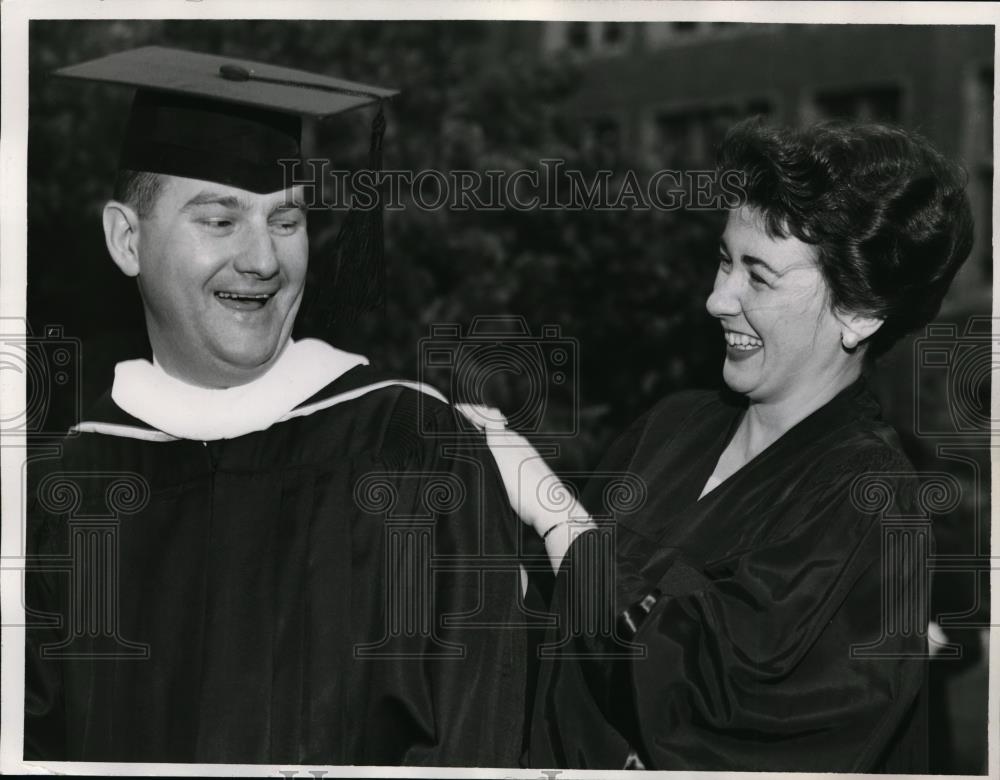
[
  {"xmin": 656, "ymin": 113, "xmax": 693, "ymax": 167},
  {"xmin": 567, "ymin": 22, "xmax": 589, "ymax": 51},
  {"xmin": 655, "ymin": 105, "xmax": 738, "ymax": 167},
  {"xmin": 974, "ymin": 67, "xmax": 993, "ymax": 161},
  {"xmin": 745, "ymin": 99, "xmax": 774, "ymax": 119},
  {"xmin": 813, "ymin": 85, "xmax": 902, "ymax": 123},
  {"xmin": 646, "ymin": 21, "xmax": 761, "ymax": 49},
  {"xmin": 671, "ymin": 22, "xmax": 699, "ymax": 34},
  {"xmin": 603, "ymin": 22, "xmax": 624, "ymax": 46},
  {"xmin": 593, "ymin": 116, "xmax": 621, "ymax": 157},
  {"xmin": 580, "ymin": 115, "xmax": 623, "ymax": 167}
]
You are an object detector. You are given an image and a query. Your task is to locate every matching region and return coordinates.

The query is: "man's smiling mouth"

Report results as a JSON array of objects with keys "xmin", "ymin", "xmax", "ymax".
[{"xmin": 214, "ymin": 291, "xmax": 275, "ymax": 311}]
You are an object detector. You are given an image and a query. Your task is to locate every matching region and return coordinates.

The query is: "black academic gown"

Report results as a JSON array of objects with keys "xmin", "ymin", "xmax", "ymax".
[
  {"xmin": 24, "ymin": 366, "xmax": 528, "ymax": 766},
  {"xmin": 529, "ymin": 379, "xmax": 929, "ymax": 772}
]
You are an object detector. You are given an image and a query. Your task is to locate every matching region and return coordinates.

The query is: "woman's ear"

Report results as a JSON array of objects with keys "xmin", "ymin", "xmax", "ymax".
[
  {"xmin": 836, "ymin": 310, "xmax": 884, "ymax": 350},
  {"xmin": 102, "ymin": 200, "xmax": 141, "ymax": 277}
]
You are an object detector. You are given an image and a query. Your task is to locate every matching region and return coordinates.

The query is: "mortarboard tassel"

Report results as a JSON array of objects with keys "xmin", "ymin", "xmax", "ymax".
[
  {"xmin": 215, "ymin": 62, "xmax": 390, "ymax": 337},
  {"xmin": 301, "ymin": 103, "xmax": 388, "ymax": 337}
]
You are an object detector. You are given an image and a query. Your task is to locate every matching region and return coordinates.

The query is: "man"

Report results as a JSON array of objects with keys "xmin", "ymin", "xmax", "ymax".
[{"xmin": 24, "ymin": 46, "xmax": 527, "ymax": 766}]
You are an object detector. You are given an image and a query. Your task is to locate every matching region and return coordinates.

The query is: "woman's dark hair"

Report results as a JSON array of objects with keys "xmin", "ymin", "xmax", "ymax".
[{"xmin": 716, "ymin": 118, "xmax": 974, "ymax": 355}]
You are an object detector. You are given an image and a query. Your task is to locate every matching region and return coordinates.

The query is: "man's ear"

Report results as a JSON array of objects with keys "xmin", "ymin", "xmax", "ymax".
[
  {"xmin": 102, "ymin": 200, "xmax": 141, "ymax": 277},
  {"xmin": 836, "ymin": 310, "xmax": 885, "ymax": 350}
]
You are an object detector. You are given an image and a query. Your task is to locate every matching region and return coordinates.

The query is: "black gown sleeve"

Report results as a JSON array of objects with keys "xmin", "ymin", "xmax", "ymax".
[
  {"xmin": 377, "ymin": 395, "xmax": 528, "ymax": 767},
  {"xmin": 532, "ymin": 445, "xmax": 928, "ymax": 772}
]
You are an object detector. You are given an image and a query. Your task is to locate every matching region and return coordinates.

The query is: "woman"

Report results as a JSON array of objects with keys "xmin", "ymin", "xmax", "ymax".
[{"xmin": 460, "ymin": 119, "xmax": 974, "ymax": 772}]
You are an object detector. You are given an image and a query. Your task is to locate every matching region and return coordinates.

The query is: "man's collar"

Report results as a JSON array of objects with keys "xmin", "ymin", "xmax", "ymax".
[{"xmin": 106, "ymin": 338, "xmax": 369, "ymax": 440}]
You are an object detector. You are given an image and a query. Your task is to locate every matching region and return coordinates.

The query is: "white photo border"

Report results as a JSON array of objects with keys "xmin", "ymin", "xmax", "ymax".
[{"xmin": 2, "ymin": 2, "xmax": 997, "ymax": 778}]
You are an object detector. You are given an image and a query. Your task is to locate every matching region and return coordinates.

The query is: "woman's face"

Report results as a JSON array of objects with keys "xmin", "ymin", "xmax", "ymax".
[{"xmin": 706, "ymin": 206, "xmax": 849, "ymax": 407}]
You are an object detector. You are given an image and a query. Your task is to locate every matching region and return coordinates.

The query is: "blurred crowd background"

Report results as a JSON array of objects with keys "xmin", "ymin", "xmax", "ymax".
[{"xmin": 26, "ymin": 20, "xmax": 991, "ymax": 773}]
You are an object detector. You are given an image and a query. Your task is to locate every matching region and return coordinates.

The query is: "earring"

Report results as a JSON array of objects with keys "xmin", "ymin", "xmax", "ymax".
[{"xmin": 842, "ymin": 333, "xmax": 859, "ymax": 350}]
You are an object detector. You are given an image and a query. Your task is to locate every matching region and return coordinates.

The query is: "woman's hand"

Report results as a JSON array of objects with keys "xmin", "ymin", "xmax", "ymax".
[
  {"xmin": 456, "ymin": 404, "xmax": 597, "ymax": 572},
  {"xmin": 455, "ymin": 404, "xmax": 583, "ymax": 536}
]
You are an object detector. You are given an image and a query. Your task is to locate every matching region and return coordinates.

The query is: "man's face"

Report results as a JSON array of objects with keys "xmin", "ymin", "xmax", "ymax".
[{"xmin": 134, "ymin": 176, "xmax": 308, "ymax": 388}]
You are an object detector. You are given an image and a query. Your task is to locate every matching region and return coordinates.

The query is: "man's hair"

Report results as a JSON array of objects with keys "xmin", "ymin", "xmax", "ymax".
[
  {"xmin": 112, "ymin": 169, "xmax": 164, "ymax": 219},
  {"xmin": 717, "ymin": 118, "xmax": 974, "ymax": 356}
]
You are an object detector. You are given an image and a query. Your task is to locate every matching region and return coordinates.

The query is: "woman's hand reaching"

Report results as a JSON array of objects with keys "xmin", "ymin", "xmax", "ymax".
[{"xmin": 455, "ymin": 404, "xmax": 595, "ymax": 571}]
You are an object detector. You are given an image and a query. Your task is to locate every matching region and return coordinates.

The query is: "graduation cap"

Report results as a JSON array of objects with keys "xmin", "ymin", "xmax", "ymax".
[{"xmin": 55, "ymin": 45, "xmax": 399, "ymax": 329}]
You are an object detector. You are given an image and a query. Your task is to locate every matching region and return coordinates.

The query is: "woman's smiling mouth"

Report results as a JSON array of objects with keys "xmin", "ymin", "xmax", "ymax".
[{"xmin": 724, "ymin": 329, "xmax": 763, "ymax": 356}]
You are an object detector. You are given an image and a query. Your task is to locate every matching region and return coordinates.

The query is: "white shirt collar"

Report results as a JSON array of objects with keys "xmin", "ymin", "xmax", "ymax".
[{"xmin": 111, "ymin": 338, "xmax": 369, "ymax": 441}]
